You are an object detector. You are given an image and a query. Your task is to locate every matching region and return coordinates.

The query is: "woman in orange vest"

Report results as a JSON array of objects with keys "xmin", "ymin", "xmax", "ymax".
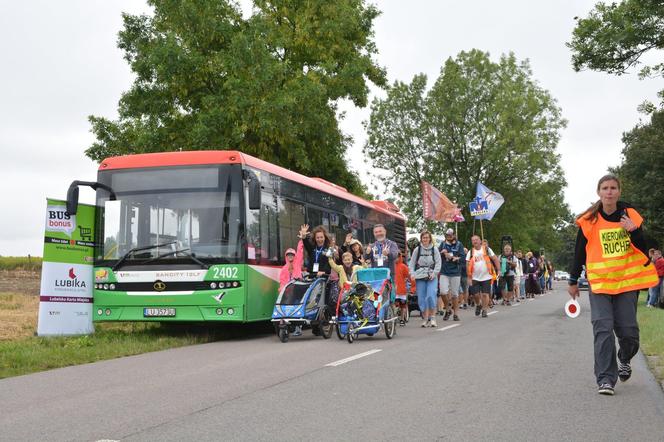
[{"xmin": 568, "ymin": 174, "xmax": 659, "ymax": 396}]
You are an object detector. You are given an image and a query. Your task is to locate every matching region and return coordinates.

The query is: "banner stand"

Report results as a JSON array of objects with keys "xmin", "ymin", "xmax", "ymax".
[{"xmin": 37, "ymin": 198, "xmax": 96, "ymax": 336}]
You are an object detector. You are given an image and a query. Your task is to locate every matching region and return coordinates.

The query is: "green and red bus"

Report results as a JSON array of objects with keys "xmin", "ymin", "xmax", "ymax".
[{"xmin": 67, "ymin": 151, "xmax": 406, "ymax": 323}]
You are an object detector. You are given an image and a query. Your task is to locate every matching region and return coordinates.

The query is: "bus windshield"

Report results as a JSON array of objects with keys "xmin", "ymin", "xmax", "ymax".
[{"xmin": 95, "ymin": 165, "xmax": 243, "ymax": 266}]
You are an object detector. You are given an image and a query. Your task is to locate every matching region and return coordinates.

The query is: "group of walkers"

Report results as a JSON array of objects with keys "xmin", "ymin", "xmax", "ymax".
[
  {"xmin": 408, "ymin": 228, "xmax": 554, "ymax": 327},
  {"xmin": 279, "ymin": 221, "xmax": 555, "ymax": 332}
]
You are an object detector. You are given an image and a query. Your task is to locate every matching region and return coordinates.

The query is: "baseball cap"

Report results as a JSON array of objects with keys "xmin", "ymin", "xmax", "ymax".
[
  {"xmin": 285, "ymin": 248, "xmax": 296, "ymax": 256},
  {"xmin": 445, "ymin": 228, "xmax": 454, "ymax": 236}
]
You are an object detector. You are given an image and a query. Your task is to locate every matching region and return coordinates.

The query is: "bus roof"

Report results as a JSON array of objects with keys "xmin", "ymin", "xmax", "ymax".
[{"xmin": 99, "ymin": 150, "xmax": 404, "ymax": 220}]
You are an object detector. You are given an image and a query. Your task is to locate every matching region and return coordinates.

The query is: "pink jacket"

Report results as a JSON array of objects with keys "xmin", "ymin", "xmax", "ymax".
[{"xmin": 279, "ymin": 240, "xmax": 304, "ymax": 292}]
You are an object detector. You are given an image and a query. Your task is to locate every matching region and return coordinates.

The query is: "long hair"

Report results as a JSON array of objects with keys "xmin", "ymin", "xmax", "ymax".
[
  {"xmin": 310, "ymin": 225, "xmax": 331, "ymax": 247},
  {"xmin": 578, "ymin": 173, "xmax": 621, "ymax": 224}
]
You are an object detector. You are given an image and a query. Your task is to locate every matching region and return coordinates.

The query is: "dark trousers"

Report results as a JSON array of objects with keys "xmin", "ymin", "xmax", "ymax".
[{"xmin": 589, "ymin": 290, "xmax": 639, "ymax": 386}]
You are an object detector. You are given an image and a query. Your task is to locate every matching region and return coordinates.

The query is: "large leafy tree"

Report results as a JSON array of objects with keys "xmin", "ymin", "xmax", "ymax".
[
  {"xmin": 568, "ymin": 0, "xmax": 664, "ymax": 80},
  {"xmin": 364, "ymin": 50, "xmax": 570, "ymax": 254},
  {"xmin": 87, "ymin": 0, "xmax": 386, "ymax": 195},
  {"xmin": 613, "ymin": 109, "xmax": 664, "ymax": 248}
]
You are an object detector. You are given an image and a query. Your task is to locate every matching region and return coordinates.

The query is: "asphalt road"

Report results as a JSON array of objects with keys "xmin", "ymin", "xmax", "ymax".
[{"xmin": 2, "ymin": 283, "xmax": 664, "ymax": 441}]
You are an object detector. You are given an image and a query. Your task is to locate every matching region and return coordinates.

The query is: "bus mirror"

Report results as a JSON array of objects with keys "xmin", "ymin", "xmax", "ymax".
[
  {"xmin": 248, "ymin": 173, "xmax": 261, "ymax": 210},
  {"xmin": 66, "ymin": 183, "xmax": 80, "ymax": 215}
]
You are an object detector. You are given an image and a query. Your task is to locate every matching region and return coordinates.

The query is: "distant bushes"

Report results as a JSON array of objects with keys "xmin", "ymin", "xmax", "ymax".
[{"xmin": 0, "ymin": 257, "xmax": 42, "ymax": 271}]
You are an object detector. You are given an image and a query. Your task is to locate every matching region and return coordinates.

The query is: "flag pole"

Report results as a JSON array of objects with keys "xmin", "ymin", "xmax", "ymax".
[{"xmin": 480, "ymin": 219, "xmax": 485, "ymax": 241}]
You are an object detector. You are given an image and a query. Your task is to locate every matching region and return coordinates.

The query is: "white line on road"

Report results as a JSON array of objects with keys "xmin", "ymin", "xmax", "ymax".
[
  {"xmin": 325, "ymin": 349, "xmax": 382, "ymax": 367},
  {"xmin": 437, "ymin": 324, "xmax": 461, "ymax": 332},
  {"xmin": 487, "ymin": 311, "xmax": 498, "ymax": 316},
  {"xmin": 511, "ymin": 303, "xmax": 521, "ymax": 307}
]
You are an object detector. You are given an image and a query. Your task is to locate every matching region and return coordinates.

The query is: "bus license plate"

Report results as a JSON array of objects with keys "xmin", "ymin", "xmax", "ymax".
[{"xmin": 143, "ymin": 308, "xmax": 176, "ymax": 317}]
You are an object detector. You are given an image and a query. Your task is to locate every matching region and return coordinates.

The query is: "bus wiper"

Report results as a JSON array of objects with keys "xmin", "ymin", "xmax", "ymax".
[
  {"xmin": 141, "ymin": 248, "xmax": 210, "ymax": 269},
  {"xmin": 112, "ymin": 241, "xmax": 178, "ymax": 271}
]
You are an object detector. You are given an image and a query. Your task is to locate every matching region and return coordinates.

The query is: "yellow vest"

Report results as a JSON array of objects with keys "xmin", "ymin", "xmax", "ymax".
[{"xmin": 577, "ymin": 207, "xmax": 659, "ymax": 295}]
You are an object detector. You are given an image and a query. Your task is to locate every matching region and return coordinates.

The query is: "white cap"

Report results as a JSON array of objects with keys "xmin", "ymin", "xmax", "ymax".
[{"xmin": 445, "ymin": 228, "xmax": 454, "ymax": 235}]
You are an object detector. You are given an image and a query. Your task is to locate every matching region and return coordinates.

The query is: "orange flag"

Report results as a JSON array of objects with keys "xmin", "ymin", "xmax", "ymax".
[{"xmin": 421, "ymin": 180, "xmax": 458, "ymax": 222}]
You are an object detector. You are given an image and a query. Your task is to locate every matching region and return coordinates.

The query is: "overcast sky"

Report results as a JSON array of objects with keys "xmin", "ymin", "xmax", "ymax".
[{"xmin": 0, "ymin": 0, "xmax": 661, "ymax": 257}]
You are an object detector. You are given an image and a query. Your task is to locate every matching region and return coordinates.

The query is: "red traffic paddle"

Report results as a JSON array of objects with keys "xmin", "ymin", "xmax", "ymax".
[{"xmin": 565, "ymin": 299, "xmax": 581, "ymax": 318}]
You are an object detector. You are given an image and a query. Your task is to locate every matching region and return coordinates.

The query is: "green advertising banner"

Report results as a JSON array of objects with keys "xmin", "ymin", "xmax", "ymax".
[{"xmin": 37, "ymin": 198, "xmax": 96, "ymax": 336}]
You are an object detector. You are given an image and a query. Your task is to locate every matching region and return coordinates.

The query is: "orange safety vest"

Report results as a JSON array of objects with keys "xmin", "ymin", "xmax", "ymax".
[
  {"xmin": 577, "ymin": 207, "xmax": 659, "ymax": 295},
  {"xmin": 467, "ymin": 246, "xmax": 497, "ymax": 281}
]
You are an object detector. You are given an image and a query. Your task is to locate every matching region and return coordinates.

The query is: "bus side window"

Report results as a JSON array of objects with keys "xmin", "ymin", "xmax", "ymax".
[{"xmin": 260, "ymin": 192, "xmax": 279, "ymax": 264}]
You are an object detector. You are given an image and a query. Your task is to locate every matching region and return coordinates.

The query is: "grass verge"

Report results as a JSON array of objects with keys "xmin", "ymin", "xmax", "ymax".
[
  {"xmin": 638, "ymin": 291, "xmax": 664, "ymax": 386},
  {"xmin": 0, "ymin": 292, "xmax": 271, "ymax": 379}
]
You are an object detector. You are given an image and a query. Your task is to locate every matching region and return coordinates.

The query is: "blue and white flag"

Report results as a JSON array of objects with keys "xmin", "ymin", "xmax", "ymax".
[{"xmin": 473, "ymin": 182, "xmax": 504, "ymax": 220}]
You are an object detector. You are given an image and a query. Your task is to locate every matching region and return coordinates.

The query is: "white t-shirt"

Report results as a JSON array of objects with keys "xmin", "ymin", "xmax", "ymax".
[{"xmin": 466, "ymin": 247, "xmax": 496, "ymax": 281}]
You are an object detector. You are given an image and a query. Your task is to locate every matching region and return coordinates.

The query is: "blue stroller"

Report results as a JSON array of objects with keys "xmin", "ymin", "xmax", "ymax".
[
  {"xmin": 271, "ymin": 277, "xmax": 333, "ymax": 343},
  {"xmin": 333, "ymin": 268, "xmax": 397, "ymax": 343}
]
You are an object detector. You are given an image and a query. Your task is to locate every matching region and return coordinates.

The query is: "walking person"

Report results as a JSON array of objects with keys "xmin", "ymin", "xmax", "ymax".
[
  {"xmin": 646, "ymin": 250, "xmax": 664, "ymax": 308},
  {"xmin": 498, "ymin": 244, "xmax": 518, "ymax": 305},
  {"xmin": 364, "ymin": 224, "xmax": 399, "ymax": 278},
  {"xmin": 409, "ymin": 230, "xmax": 441, "ymax": 327},
  {"xmin": 439, "ymin": 228, "xmax": 465, "ymax": 321},
  {"xmin": 514, "ymin": 250, "xmax": 525, "ymax": 301},
  {"xmin": 568, "ymin": 174, "xmax": 659, "ymax": 395},
  {"xmin": 394, "ymin": 252, "xmax": 415, "ymax": 325},
  {"xmin": 525, "ymin": 251, "xmax": 539, "ymax": 298},
  {"xmin": 466, "ymin": 235, "xmax": 499, "ymax": 318}
]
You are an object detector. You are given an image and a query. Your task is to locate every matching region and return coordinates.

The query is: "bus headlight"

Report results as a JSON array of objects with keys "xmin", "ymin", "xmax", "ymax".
[
  {"xmin": 103, "ymin": 284, "xmax": 109, "ymax": 290},
  {"xmin": 232, "ymin": 281, "xmax": 239, "ymax": 287},
  {"xmin": 227, "ymin": 308, "xmax": 235, "ymax": 315},
  {"xmin": 105, "ymin": 309, "xmax": 111, "ymax": 316},
  {"xmin": 215, "ymin": 308, "xmax": 223, "ymax": 315},
  {"xmin": 210, "ymin": 282, "xmax": 217, "ymax": 289},
  {"xmin": 109, "ymin": 284, "xmax": 116, "ymax": 290},
  {"xmin": 97, "ymin": 309, "xmax": 103, "ymax": 316}
]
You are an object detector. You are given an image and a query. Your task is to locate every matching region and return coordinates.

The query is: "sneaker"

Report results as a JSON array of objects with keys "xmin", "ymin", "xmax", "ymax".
[
  {"xmin": 481, "ymin": 310, "xmax": 488, "ymax": 318},
  {"xmin": 516, "ymin": 299, "xmax": 520, "ymax": 303},
  {"xmin": 399, "ymin": 320, "xmax": 405, "ymax": 326},
  {"xmin": 443, "ymin": 310, "xmax": 451, "ymax": 321},
  {"xmin": 475, "ymin": 305, "xmax": 481, "ymax": 316},
  {"xmin": 462, "ymin": 304, "xmax": 468, "ymax": 310},
  {"xmin": 430, "ymin": 319, "xmax": 437, "ymax": 328},
  {"xmin": 598, "ymin": 384, "xmax": 615, "ymax": 395},
  {"xmin": 646, "ymin": 304, "xmax": 654, "ymax": 308},
  {"xmin": 421, "ymin": 320, "xmax": 429, "ymax": 328},
  {"xmin": 437, "ymin": 310, "xmax": 445, "ymax": 316},
  {"xmin": 618, "ymin": 361, "xmax": 632, "ymax": 382},
  {"xmin": 292, "ymin": 326, "xmax": 302, "ymax": 336},
  {"xmin": 453, "ymin": 314, "xmax": 460, "ymax": 321},
  {"xmin": 506, "ymin": 301, "xmax": 511, "ymax": 306}
]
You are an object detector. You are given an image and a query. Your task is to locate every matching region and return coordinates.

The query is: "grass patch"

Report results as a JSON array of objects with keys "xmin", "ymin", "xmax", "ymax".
[
  {"xmin": 638, "ymin": 291, "xmax": 664, "ymax": 385},
  {"xmin": 0, "ymin": 256, "xmax": 42, "ymax": 271},
  {"xmin": 0, "ymin": 293, "xmax": 39, "ymax": 340},
  {"xmin": 0, "ymin": 291, "xmax": 271, "ymax": 379}
]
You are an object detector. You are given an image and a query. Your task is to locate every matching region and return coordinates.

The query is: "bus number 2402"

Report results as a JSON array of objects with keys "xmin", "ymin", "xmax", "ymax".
[{"xmin": 212, "ymin": 266, "xmax": 239, "ymax": 279}]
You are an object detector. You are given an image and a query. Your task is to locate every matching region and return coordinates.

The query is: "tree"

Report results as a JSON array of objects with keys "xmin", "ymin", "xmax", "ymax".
[
  {"xmin": 364, "ymin": 50, "xmax": 570, "ymax": 254},
  {"xmin": 613, "ymin": 109, "xmax": 664, "ymax": 248},
  {"xmin": 87, "ymin": 0, "xmax": 386, "ymax": 196},
  {"xmin": 568, "ymin": 0, "xmax": 664, "ymax": 80}
]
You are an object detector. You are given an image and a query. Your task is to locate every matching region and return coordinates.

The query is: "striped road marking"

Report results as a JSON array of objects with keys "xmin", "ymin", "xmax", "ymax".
[
  {"xmin": 326, "ymin": 349, "xmax": 382, "ymax": 367},
  {"xmin": 437, "ymin": 324, "xmax": 461, "ymax": 332}
]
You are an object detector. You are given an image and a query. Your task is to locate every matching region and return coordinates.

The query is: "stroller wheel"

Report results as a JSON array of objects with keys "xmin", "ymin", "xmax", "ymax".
[
  {"xmin": 320, "ymin": 307, "xmax": 333, "ymax": 339},
  {"xmin": 384, "ymin": 305, "xmax": 396, "ymax": 339},
  {"xmin": 278, "ymin": 328, "xmax": 289, "ymax": 343},
  {"xmin": 335, "ymin": 323, "xmax": 346, "ymax": 340},
  {"xmin": 347, "ymin": 330, "xmax": 354, "ymax": 344}
]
